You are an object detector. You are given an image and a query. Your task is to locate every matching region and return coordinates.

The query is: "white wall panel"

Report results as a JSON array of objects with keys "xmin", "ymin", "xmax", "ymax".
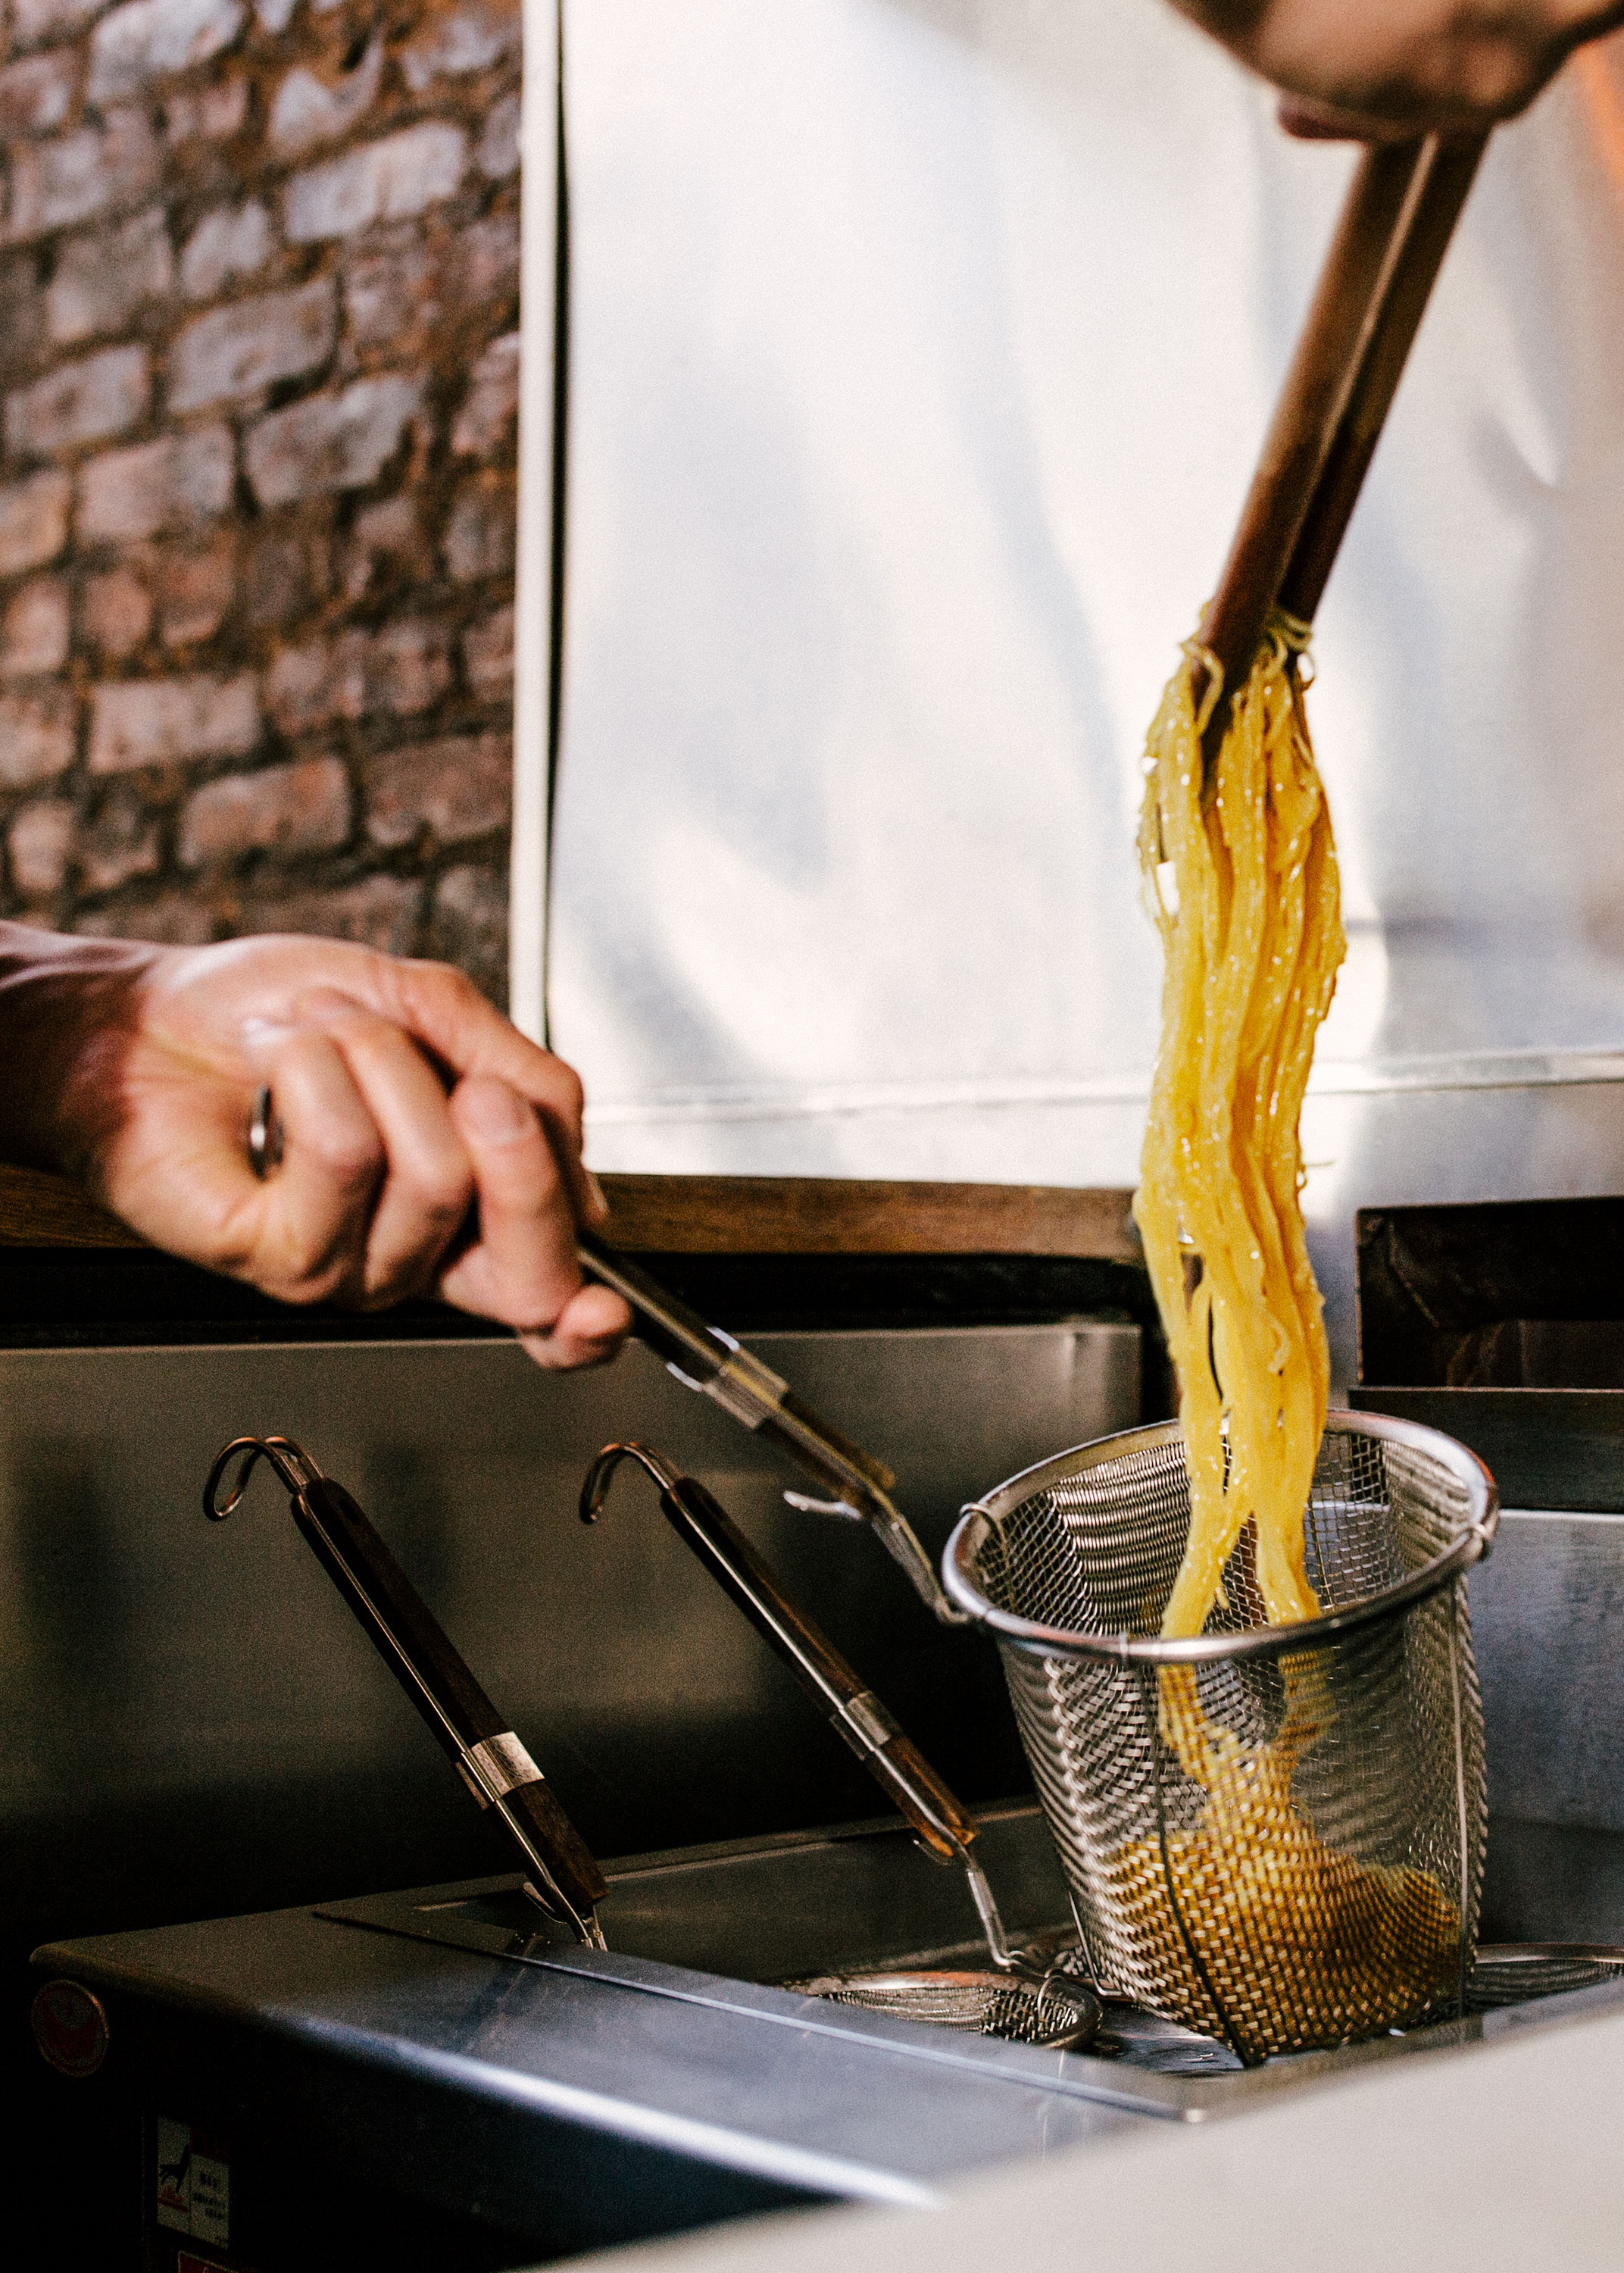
[{"xmin": 532, "ymin": 0, "xmax": 1624, "ymax": 1373}]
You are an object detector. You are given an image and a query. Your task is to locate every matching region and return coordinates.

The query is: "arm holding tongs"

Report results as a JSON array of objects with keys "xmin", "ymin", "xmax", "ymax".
[{"xmin": 205, "ymin": 1434, "xmax": 607, "ymax": 1946}]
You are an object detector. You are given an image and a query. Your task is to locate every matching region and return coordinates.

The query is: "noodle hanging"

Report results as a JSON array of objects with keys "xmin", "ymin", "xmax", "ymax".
[
  {"xmin": 1134, "ymin": 617, "xmax": 1344, "ymax": 1643},
  {"xmin": 1122, "ymin": 622, "xmax": 1460, "ymax": 2053}
]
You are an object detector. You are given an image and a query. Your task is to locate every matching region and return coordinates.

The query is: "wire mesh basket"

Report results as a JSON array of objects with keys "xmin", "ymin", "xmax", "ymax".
[{"xmin": 943, "ymin": 1411, "xmax": 1499, "ymax": 2065}]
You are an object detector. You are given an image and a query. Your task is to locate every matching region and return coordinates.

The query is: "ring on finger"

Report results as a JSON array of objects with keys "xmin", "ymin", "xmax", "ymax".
[{"xmin": 249, "ymin": 1086, "xmax": 286, "ymax": 1179}]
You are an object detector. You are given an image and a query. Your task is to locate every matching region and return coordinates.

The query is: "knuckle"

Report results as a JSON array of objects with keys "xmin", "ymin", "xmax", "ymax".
[
  {"xmin": 405, "ymin": 1155, "xmax": 476, "ymax": 1230},
  {"xmin": 308, "ymin": 1125, "xmax": 386, "ymax": 1190},
  {"xmin": 261, "ymin": 1252, "xmax": 358, "ymax": 1308},
  {"xmin": 414, "ymin": 955, "xmax": 480, "ymax": 1011}
]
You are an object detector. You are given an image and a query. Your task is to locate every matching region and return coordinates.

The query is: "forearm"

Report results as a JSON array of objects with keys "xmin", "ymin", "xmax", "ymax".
[{"xmin": 0, "ymin": 924, "xmax": 161, "ymax": 1183}]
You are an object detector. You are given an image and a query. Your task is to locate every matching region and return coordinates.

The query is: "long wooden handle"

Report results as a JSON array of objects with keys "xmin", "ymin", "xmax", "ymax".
[
  {"xmin": 295, "ymin": 1473, "xmax": 608, "ymax": 1920},
  {"xmin": 1195, "ymin": 141, "xmax": 1429, "ymax": 708},
  {"xmin": 657, "ymin": 1472, "xmax": 979, "ymax": 1862},
  {"xmin": 1277, "ymin": 135, "xmax": 1487, "ymax": 624},
  {"xmin": 1195, "ymin": 131, "xmax": 1487, "ymax": 774}
]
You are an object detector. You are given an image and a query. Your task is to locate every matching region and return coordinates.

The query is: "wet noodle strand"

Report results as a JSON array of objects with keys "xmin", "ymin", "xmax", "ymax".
[
  {"xmin": 1123, "ymin": 624, "xmax": 1457, "ymax": 2056},
  {"xmin": 1135, "ymin": 618, "xmax": 1343, "ymax": 1643}
]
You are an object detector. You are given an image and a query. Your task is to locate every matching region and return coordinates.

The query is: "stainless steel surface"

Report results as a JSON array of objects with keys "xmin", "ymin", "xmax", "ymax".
[
  {"xmin": 948, "ymin": 1414, "xmax": 1498, "ymax": 2062},
  {"xmin": 311, "ymin": 1804, "xmax": 1624, "ymax": 2119},
  {"xmin": 32, "ymin": 1801, "xmax": 1624, "ymax": 2258},
  {"xmin": 0, "ymin": 1320, "xmax": 1140, "ymax": 1961},
  {"xmin": 1351, "ymin": 1387, "xmax": 1624, "ymax": 1515},
  {"xmin": 37, "ymin": 1841, "xmax": 1152, "ymax": 2258},
  {"xmin": 579, "ymin": 1440, "xmax": 1092, "ymax": 2037},
  {"xmin": 1473, "ymin": 1510, "xmax": 1624, "ymax": 1837},
  {"xmin": 1466, "ymin": 1507, "xmax": 1624, "ymax": 1946}
]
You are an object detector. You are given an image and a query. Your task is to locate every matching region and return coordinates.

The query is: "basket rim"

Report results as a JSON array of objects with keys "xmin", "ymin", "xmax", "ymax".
[{"xmin": 942, "ymin": 1407, "xmax": 1500, "ymax": 1665}]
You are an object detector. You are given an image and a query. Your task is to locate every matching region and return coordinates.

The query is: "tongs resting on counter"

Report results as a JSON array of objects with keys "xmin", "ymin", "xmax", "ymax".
[
  {"xmin": 205, "ymin": 1434, "xmax": 607, "ymax": 1946},
  {"xmin": 582, "ymin": 1440, "xmax": 1098, "ymax": 2047}
]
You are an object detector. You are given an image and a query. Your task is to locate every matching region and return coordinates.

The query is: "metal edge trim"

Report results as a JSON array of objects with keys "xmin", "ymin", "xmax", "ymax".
[{"xmin": 942, "ymin": 1411, "xmax": 1500, "ymax": 1665}]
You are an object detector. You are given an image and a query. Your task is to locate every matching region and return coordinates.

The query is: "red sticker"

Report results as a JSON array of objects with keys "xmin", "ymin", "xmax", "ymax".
[
  {"xmin": 177, "ymin": 2256, "xmax": 240, "ymax": 2273},
  {"xmin": 31, "ymin": 1978, "xmax": 109, "ymax": 2078}
]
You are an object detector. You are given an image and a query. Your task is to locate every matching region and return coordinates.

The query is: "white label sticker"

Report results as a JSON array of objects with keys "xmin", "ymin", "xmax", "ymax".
[
  {"xmin": 154, "ymin": 2120, "xmax": 230, "ymax": 2248},
  {"xmin": 155, "ymin": 2119, "xmax": 192, "ymax": 2233},
  {"xmin": 189, "ymin": 2156, "xmax": 230, "ymax": 2248}
]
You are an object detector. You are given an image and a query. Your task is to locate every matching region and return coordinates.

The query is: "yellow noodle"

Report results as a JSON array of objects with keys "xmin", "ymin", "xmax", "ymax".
[
  {"xmin": 1122, "ymin": 624, "xmax": 1458, "ymax": 2056},
  {"xmin": 1134, "ymin": 621, "xmax": 1343, "ymax": 1641}
]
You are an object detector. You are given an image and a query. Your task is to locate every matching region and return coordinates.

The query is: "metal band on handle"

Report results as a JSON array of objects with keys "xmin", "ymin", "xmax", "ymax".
[
  {"xmin": 706, "ymin": 1346, "xmax": 790, "ymax": 1430},
  {"xmin": 842, "ymin": 1690, "xmax": 903, "ymax": 1755},
  {"xmin": 573, "ymin": 1235, "xmax": 967, "ymax": 1624},
  {"xmin": 467, "ymin": 1731, "xmax": 546, "ymax": 1804}
]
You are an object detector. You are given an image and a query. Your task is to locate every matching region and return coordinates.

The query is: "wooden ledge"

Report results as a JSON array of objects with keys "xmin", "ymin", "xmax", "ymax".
[
  {"xmin": 0, "ymin": 1162, "xmax": 1141, "ymax": 1265},
  {"xmin": 0, "ymin": 1162, "xmax": 142, "ymax": 1247},
  {"xmin": 596, "ymin": 1175, "xmax": 1139, "ymax": 1262}
]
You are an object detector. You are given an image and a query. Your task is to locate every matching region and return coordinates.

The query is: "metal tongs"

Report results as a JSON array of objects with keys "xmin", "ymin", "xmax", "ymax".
[
  {"xmin": 577, "ymin": 1234, "xmax": 963, "ymax": 1626},
  {"xmin": 204, "ymin": 1435, "xmax": 608, "ymax": 1947},
  {"xmin": 582, "ymin": 1440, "xmax": 1097, "ymax": 2044}
]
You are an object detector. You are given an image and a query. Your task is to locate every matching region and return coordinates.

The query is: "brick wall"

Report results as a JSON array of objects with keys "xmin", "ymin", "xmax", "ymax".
[{"xmin": 0, "ymin": 0, "xmax": 522, "ymax": 1004}]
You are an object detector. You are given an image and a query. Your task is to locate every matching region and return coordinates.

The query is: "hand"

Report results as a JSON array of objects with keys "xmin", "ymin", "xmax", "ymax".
[
  {"xmin": 1169, "ymin": 1, "xmax": 1624, "ymax": 137},
  {"xmin": 0, "ymin": 924, "xmax": 632, "ymax": 1369}
]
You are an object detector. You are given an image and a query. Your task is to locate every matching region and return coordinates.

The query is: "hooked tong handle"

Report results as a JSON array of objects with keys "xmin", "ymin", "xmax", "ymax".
[
  {"xmin": 581, "ymin": 1443, "xmax": 977, "ymax": 1864},
  {"xmin": 207, "ymin": 1437, "xmax": 607, "ymax": 1937}
]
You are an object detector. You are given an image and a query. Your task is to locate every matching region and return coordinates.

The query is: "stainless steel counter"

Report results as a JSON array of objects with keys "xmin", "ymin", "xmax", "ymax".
[{"xmin": 33, "ymin": 1795, "xmax": 1624, "ymax": 2265}]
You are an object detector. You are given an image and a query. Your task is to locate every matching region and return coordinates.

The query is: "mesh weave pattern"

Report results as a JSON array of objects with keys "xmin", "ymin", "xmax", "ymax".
[
  {"xmin": 787, "ymin": 1969, "xmax": 1098, "ymax": 2047},
  {"xmin": 960, "ymin": 1418, "xmax": 1490, "ymax": 2065}
]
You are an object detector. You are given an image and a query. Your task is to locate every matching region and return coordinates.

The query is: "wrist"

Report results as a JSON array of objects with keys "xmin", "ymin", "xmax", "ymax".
[{"xmin": 0, "ymin": 924, "xmax": 166, "ymax": 1184}]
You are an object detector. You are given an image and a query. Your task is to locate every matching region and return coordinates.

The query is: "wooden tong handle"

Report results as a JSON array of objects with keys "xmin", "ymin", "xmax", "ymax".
[
  {"xmin": 1277, "ymin": 136, "xmax": 1486, "ymax": 624},
  {"xmin": 1195, "ymin": 131, "xmax": 1488, "ymax": 774}
]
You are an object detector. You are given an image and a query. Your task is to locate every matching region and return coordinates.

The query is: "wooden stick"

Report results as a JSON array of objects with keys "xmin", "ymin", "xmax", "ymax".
[
  {"xmin": 1195, "ymin": 130, "xmax": 1487, "ymax": 774},
  {"xmin": 1277, "ymin": 134, "xmax": 1487, "ymax": 624},
  {"xmin": 1192, "ymin": 139, "xmax": 1429, "ymax": 767}
]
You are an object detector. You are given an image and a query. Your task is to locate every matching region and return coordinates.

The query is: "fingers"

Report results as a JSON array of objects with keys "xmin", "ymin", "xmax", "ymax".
[
  {"xmin": 136, "ymin": 930, "xmax": 607, "ymax": 1236},
  {"xmin": 294, "ymin": 991, "xmax": 476, "ymax": 1306},
  {"xmin": 94, "ymin": 927, "xmax": 622, "ymax": 1360},
  {"xmin": 360, "ymin": 957, "xmax": 607, "ymax": 1233},
  {"xmin": 439, "ymin": 1074, "xmax": 632, "ymax": 1358},
  {"xmin": 251, "ymin": 1027, "xmax": 387, "ymax": 1298},
  {"xmin": 519, "ymin": 1284, "xmax": 634, "ymax": 1371},
  {"xmin": 98, "ymin": 1024, "xmax": 386, "ymax": 1305},
  {"xmin": 1174, "ymin": 0, "xmax": 1624, "ymax": 138}
]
